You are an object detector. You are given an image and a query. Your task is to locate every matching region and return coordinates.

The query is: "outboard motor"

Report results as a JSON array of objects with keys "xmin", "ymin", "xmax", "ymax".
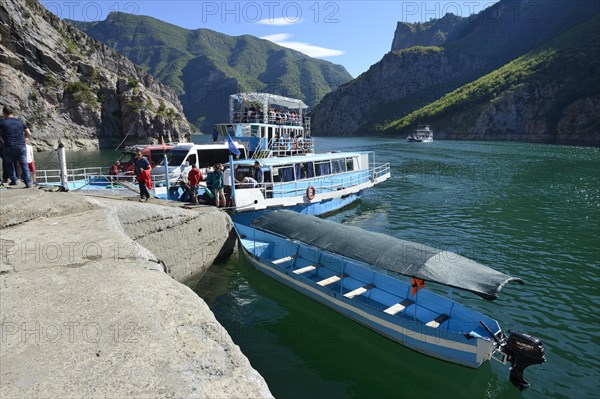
[
  {"xmin": 503, "ymin": 331, "xmax": 546, "ymax": 390},
  {"xmin": 480, "ymin": 321, "xmax": 546, "ymax": 390}
]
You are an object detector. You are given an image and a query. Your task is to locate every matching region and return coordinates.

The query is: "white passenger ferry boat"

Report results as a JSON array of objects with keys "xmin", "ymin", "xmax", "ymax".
[
  {"xmin": 208, "ymin": 92, "xmax": 391, "ymax": 218},
  {"xmin": 406, "ymin": 125, "xmax": 434, "ymax": 142}
]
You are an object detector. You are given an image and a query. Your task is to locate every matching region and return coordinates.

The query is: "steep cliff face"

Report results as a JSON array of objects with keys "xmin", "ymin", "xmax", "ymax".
[
  {"xmin": 311, "ymin": 0, "xmax": 599, "ymax": 138},
  {"xmin": 384, "ymin": 15, "xmax": 600, "ymax": 146},
  {"xmin": 310, "ymin": 47, "xmax": 486, "ymax": 136},
  {"xmin": 391, "ymin": 13, "xmax": 467, "ymax": 51},
  {"xmin": 434, "ymin": 83, "xmax": 600, "ymax": 146},
  {"xmin": 0, "ymin": 0, "xmax": 192, "ymax": 151}
]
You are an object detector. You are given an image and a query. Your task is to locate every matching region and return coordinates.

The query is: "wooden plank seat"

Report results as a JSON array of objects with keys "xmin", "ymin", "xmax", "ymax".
[
  {"xmin": 317, "ymin": 273, "xmax": 347, "ymax": 287},
  {"xmin": 344, "ymin": 284, "xmax": 375, "ymax": 299},
  {"xmin": 272, "ymin": 255, "xmax": 299, "ymax": 265},
  {"xmin": 426, "ymin": 314, "xmax": 450, "ymax": 328},
  {"xmin": 293, "ymin": 264, "xmax": 320, "ymax": 275},
  {"xmin": 383, "ymin": 299, "xmax": 413, "ymax": 315}
]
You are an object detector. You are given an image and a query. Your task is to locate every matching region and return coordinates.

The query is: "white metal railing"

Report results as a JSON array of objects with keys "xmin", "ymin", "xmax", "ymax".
[
  {"xmin": 237, "ymin": 162, "xmax": 391, "ymax": 199},
  {"xmin": 232, "ymin": 112, "xmax": 303, "ymax": 126},
  {"xmin": 35, "ymin": 167, "xmax": 178, "ymax": 196},
  {"xmin": 258, "ymin": 137, "xmax": 314, "ymax": 158},
  {"xmin": 36, "ymin": 167, "xmax": 106, "ymax": 186}
]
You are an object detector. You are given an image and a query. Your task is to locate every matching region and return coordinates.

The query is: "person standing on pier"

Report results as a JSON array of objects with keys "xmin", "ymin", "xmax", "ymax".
[
  {"xmin": 212, "ymin": 163, "xmax": 226, "ymax": 207},
  {"xmin": 187, "ymin": 163, "xmax": 203, "ymax": 204},
  {"xmin": 25, "ymin": 138, "xmax": 36, "ymax": 185},
  {"xmin": 134, "ymin": 150, "xmax": 152, "ymax": 202},
  {"xmin": 0, "ymin": 106, "xmax": 32, "ymax": 188}
]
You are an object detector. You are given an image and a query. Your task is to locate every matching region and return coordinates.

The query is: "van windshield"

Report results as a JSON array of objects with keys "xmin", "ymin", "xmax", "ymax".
[
  {"xmin": 149, "ymin": 150, "xmax": 169, "ymax": 164},
  {"xmin": 162, "ymin": 150, "xmax": 188, "ymax": 166}
]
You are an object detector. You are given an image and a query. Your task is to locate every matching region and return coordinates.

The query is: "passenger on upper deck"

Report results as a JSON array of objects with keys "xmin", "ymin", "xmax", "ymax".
[{"xmin": 253, "ymin": 161, "xmax": 264, "ymax": 184}]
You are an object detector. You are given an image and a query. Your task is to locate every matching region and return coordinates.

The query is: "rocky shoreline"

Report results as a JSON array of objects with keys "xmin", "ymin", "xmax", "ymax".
[{"xmin": 0, "ymin": 188, "xmax": 272, "ymax": 398}]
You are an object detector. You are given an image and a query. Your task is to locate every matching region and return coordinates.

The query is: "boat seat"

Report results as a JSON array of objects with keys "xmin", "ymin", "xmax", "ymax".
[
  {"xmin": 426, "ymin": 314, "xmax": 450, "ymax": 328},
  {"xmin": 317, "ymin": 273, "xmax": 347, "ymax": 287},
  {"xmin": 383, "ymin": 299, "xmax": 413, "ymax": 315},
  {"xmin": 293, "ymin": 264, "xmax": 320, "ymax": 275},
  {"xmin": 272, "ymin": 255, "xmax": 299, "ymax": 265},
  {"xmin": 344, "ymin": 284, "xmax": 375, "ymax": 299}
]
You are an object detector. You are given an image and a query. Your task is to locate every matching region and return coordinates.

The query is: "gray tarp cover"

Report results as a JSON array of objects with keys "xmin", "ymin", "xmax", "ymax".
[{"xmin": 250, "ymin": 210, "xmax": 524, "ymax": 300}]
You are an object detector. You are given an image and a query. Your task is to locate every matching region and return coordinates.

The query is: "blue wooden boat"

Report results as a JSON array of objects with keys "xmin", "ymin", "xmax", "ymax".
[{"xmin": 234, "ymin": 210, "xmax": 546, "ymax": 389}]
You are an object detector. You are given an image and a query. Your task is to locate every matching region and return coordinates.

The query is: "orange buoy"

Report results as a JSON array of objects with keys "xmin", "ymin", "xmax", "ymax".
[{"xmin": 306, "ymin": 185, "xmax": 316, "ymax": 200}]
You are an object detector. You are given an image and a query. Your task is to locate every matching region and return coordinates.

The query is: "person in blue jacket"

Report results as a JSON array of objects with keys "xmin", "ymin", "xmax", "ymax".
[{"xmin": 0, "ymin": 106, "xmax": 32, "ymax": 188}]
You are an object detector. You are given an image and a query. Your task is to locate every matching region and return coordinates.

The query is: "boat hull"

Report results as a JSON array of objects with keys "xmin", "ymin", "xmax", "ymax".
[
  {"xmin": 235, "ymin": 227, "xmax": 496, "ymax": 369},
  {"xmin": 231, "ymin": 190, "xmax": 363, "ymax": 224}
]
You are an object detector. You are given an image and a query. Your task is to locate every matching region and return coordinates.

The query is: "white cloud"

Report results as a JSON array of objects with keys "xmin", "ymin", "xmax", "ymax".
[
  {"xmin": 257, "ymin": 17, "xmax": 302, "ymax": 26},
  {"xmin": 260, "ymin": 34, "xmax": 345, "ymax": 58},
  {"xmin": 261, "ymin": 33, "xmax": 292, "ymax": 42}
]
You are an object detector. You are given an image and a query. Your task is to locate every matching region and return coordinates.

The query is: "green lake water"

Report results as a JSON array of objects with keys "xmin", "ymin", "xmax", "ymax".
[{"xmin": 36, "ymin": 138, "xmax": 600, "ymax": 398}]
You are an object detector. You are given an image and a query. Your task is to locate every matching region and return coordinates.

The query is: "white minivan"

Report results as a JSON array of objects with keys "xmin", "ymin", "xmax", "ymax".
[{"xmin": 151, "ymin": 142, "xmax": 247, "ymax": 184}]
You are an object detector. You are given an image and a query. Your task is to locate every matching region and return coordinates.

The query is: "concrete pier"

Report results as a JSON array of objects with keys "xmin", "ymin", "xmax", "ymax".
[{"xmin": 0, "ymin": 188, "xmax": 272, "ymax": 398}]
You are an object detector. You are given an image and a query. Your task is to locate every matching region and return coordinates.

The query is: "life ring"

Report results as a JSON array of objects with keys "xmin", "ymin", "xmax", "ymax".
[{"xmin": 306, "ymin": 185, "xmax": 316, "ymax": 200}]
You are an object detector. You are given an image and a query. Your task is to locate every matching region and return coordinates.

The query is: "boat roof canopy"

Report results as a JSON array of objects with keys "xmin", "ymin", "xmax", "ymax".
[
  {"xmin": 233, "ymin": 151, "xmax": 365, "ymax": 166},
  {"xmin": 231, "ymin": 93, "xmax": 308, "ymax": 109},
  {"xmin": 250, "ymin": 211, "xmax": 524, "ymax": 300}
]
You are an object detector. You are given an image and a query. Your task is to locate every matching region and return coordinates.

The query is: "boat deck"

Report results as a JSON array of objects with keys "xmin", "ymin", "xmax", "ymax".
[{"xmin": 238, "ymin": 234, "xmax": 497, "ymax": 337}]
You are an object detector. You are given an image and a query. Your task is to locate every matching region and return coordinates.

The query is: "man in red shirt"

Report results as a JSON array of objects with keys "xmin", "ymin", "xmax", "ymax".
[{"xmin": 187, "ymin": 164, "xmax": 203, "ymax": 204}]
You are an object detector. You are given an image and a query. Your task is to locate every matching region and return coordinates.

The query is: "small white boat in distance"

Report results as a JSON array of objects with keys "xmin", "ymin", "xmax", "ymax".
[{"xmin": 406, "ymin": 125, "xmax": 434, "ymax": 142}]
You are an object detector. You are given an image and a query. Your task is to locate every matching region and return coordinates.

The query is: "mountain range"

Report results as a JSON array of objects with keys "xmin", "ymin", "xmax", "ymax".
[
  {"xmin": 3, "ymin": 0, "xmax": 597, "ymax": 149},
  {"xmin": 311, "ymin": 0, "xmax": 600, "ymax": 145},
  {"xmin": 0, "ymin": 0, "xmax": 192, "ymax": 151},
  {"xmin": 69, "ymin": 13, "xmax": 353, "ymax": 133}
]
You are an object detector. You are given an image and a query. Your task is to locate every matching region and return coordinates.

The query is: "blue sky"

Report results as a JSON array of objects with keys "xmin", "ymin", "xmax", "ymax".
[{"xmin": 41, "ymin": 1, "xmax": 499, "ymax": 77}]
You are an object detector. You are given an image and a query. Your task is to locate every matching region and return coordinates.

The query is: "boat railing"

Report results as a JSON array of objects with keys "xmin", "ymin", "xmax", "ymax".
[
  {"xmin": 35, "ymin": 166, "xmax": 180, "ymax": 193},
  {"xmin": 35, "ymin": 166, "xmax": 140, "ymax": 194},
  {"xmin": 36, "ymin": 166, "xmax": 106, "ymax": 185},
  {"xmin": 370, "ymin": 162, "xmax": 391, "ymax": 181},
  {"xmin": 231, "ymin": 112, "xmax": 304, "ymax": 126},
  {"xmin": 268, "ymin": 137, "xmax": 314, "ymax": 157},
  {"xmin": 245, "ymin": 162, "xmax": 390, "ymax": 198}
]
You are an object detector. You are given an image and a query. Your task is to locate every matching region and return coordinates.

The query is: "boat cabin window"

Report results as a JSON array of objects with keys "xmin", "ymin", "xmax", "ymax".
[
  {"xmin": 331, "ymin": 158, "xmax": 346, "ymax": 174},
  {"xmin": 346, "ymin": 158, "xmax": 355, "ymax": 171},
  {"xmin": 264, "ymin": 170, "xmax": 272, "ymax": 183},
  {"xmin": 272, "ymin": 165, "xmax": 295, "ymax": 182},
  {"xmin": 251, "ymin": 125, "xmax": 259, "ymax": 137},
  {"xmin": 314, "ymin": 160, "xmax": 331, "ymax": 177},
  {"xmin": 306, "ymin": 162, "xmax": 315, "ymax": 178},
  {"xmin": 234, "ymin": 166, "xmax": 252, "ymax": 182},
  {"xmin": 295, "ymin": 162, "xmax": 314, "ymax": 180}
]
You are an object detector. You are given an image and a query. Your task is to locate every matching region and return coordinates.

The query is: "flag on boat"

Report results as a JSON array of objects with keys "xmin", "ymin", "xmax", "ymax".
[
  {"xmin": 227, "ymin": 133, "xmax": 241, "ymax": 157},
  {"xmin": 410, "ymin": 278, "xmax": 425, "ymax": 296}
]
